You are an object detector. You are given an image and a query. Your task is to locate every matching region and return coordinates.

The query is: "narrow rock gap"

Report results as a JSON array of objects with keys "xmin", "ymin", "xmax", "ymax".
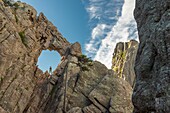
[
  {"xmin": 94, "ymin": 97, "xmax": 110, "ymax": 112},
  {"xmin": 22, "ymin": 86, "xmax": 37, "ymax": 113},
  {"xmin": 72, "ymin": 73, "xmax": 80, "ymax": 92},
  {"xmin": 78, "ymin": 90, "xmax": 101, "ymax": 111},
  {"xmin": 0, "ymin": 74, "xmax": 18, "ymax": 101},
  {"xmin": 0, "ymin": 33, "xmax": 10, "ymax": 43}
]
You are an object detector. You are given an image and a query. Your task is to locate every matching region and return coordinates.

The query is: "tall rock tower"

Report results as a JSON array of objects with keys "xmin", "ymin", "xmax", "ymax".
[
  {"xmin": 132, "ymin": 0, "xmax": 170, "ymax": 112},
  {"xmin": 112, "ymin": 40, "xmax": 138, "ymax": 87}
]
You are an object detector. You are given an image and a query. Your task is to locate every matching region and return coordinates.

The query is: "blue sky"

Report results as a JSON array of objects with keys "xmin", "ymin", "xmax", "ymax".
[
  {"xmin": 19, "ymin": 0, "xmax": 90, "ymax": 46},
  {"xmin": 83, "ymin": 0, "xmax": 138, "ymax": 67},
  {"xmin": 18, "ymin": 0, "xmax": 90, "ymax": 72},
  {"xmin": 16, "ymin": 0, "xmax": 138, "ymax": 72}
]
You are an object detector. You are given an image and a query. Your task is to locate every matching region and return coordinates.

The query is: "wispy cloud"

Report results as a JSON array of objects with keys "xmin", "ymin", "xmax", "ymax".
[
  {"xmin": 85, "ymin": 24, "xmax": 110, "ymax": 56},
  {"xmin": 83, "ymin": 0, "xmax": 138, "ymax": 68}
]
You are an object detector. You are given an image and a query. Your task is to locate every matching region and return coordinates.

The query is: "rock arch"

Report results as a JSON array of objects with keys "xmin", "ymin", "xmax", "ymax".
[
  {"xmin": 36, "ymin": 13, "xmax": 71, "ymax": 56},
  {"xmin": 0, "ymin": 1, "xmax": 133, "ymax": 113}
]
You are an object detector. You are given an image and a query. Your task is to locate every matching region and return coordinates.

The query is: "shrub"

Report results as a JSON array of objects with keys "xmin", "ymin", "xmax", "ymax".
[
  {"xmin": 19, "ymin": 31, "xmax": 28, "ymax": 47},
  {"xmin": 78, "ymin": 54, "xmax": 93, "ymax": 64},
  {"xmin": 13, "ymin": 2, "xmax": 19, "ymax": 9},
  {"xmin": 0, "ymin": 77, "xmax": 4, "ymax": 87},
  {"xmin": 15, "ymin": 14, "xmax": 18, "ymax": 23},
  {"xmin": 3, "ymin": 0, "xmax": 13, "ymax": 6},
  {"xmin": 113, "ymin": 66, "xmax": 119, "ymax": 72},
  {"xmin": 121, "ymin": 51, "xmax": 126, "ymax": 59},
  {"xmin": 81, "ymin": 65, "xmax": 89, "ymax": 71},
  {"xmin": 87, "ymin": 62, "xmax": 93, "ymax": 66}
]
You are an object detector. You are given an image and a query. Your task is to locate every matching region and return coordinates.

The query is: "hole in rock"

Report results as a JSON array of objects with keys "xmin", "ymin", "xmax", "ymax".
[{"xmin": 37, "ymin": 50, "xmax": 61, "ymax": 73}]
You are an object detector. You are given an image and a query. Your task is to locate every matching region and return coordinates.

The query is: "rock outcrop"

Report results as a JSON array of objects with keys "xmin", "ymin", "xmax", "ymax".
[
  {"xmin": 0, "ymin": 1, "xmax": 133, "ymax": 113},
  {"xmin": 112, "ymin": 40, "xmax": 138, "ymax": 87},
  {"xmin": 132, "ymin": 0, "xmax": 170, "ymax": 112}
]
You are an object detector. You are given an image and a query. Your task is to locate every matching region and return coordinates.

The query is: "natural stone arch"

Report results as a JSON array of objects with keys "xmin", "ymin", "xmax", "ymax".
[
  {"xmin": 36, "ymin": 13, "xmax": 71, "ymax": 56},
  {"xmin": 0, "ymin": 2, "xmax": 83, "ymax": 112},
  {"xmin": 37, "ymin": 50, "xmax": 61, "ymax": 74}
]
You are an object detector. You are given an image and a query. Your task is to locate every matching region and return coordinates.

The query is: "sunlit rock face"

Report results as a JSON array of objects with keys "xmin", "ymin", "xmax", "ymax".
[
  {"xmin": 0, "ymin": 1, "xmax": 133, "ymax": 113},
  {"xmin": 132, "ymin": 0, "xmax": 170, "ymax": 112},
  {"xmin": 112, "ymin": 40, "xmax": 138, "ymax": 87}
]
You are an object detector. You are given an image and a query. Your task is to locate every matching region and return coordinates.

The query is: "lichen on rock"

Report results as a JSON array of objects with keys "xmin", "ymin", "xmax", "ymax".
[
  {"xmin": 112, "ymin": 40, "xmax": 138, "ymax": 87},
  {"xmin": 132, "ymin": 0, "xmax": 170, "ymax": 112}
]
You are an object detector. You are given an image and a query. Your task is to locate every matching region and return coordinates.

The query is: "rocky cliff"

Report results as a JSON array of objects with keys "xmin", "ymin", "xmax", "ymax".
[
  {"xmin": 0, "ymin": 1, "xmax": 133, "ymax": 113},
  {"xmin": 132, "ymin": 0, "xmax": 170, "ymax": 112},
  {"xmin": 112, "ymin": 40, "xmax": 138, "ymax": 87}
]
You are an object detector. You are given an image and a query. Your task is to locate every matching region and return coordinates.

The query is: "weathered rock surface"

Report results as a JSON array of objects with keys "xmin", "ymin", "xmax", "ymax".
[
  {"xmin": 0, "ymin": 1, "xmax": 133, "ymax": 113},
  {"xmin": 112, "ymin": 40, "xmax": 138, "ymax": 87},
  {"xmin": 132, "ymin": 0, "xmax": 170, "ymax": 112}
]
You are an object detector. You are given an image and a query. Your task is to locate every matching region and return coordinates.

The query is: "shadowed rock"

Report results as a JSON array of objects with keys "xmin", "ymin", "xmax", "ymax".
[{"xmin": 132, "ymin": 0, "xmax": 170, "ymax": 112}]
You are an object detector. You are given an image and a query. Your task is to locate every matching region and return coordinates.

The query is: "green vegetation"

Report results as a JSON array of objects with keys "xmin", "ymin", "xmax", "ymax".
[
  {"xmin": 77, "ymin": 54, "xmax": 93, "ymax": 71},
  {"xmin": 15, "ymin": 14, "xmax": 18, "ymax": 23},
  {"xmin": 78, "ymin": 55, "xmax": 88, "ymax": 62},
  {"xmin": 3, "ymin": 0, "xmax": 13, "ymax": 6},
  {"xmin": 13, "ymin": 2, "xmax": 19, "ymax": 9},
  {"xmin": 0, "ymin": 77, "xmax": 4, "ymax": 87},
  {"xmin": 3, "ymin": 0, "xmax": 20, "ymax": 23},
  {"xmin": 112, "ymin": 50, "xmax": 128, "ymax": 78},
  {"xmin": 3, "ymin": 0, "xmax": 20, "ymax": 8},
  {"xmin": 113, "ymin": 66, "xmax": 119, "ymax": 72},
  {"xmin": 19, "ymin": 31, "xmax": 28, "ymax": 47},
  {"xmin": 78, "ymin": 54, "xmax": 93, "ymax": 65},
  {"xmin": 87, "ymin": 62, "xmax": 93, "ymax": 66},
  {"xmin": 21, "ymin": 5, "xmax": 26, "ymax": 10},
  {"xmin": 81, "ymin": 65, "xmax": 89, "ymax": 71},
  {"xmin": 121, "ymin": 51, "xmax": 127, "ymax": 59},
  {"xmin": 49, "ymin": 85, "xmax": 57, "ymax": 95},
  {"xmin": 13, "ymin": 2, "xmax": 19, "ymax": 23}
]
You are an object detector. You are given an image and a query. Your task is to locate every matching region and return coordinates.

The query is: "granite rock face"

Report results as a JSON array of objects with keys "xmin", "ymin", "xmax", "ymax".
[
  {"xmin": 112, "ymin": 40, "xmax": 138, "ymax": 87},
  {"xmin": 132, "ymin": 0, "xmax": 170, "ymax": 112},
  {"xmin": 0, "ymin": 1, "xmax": 133, "ymax": 113}
]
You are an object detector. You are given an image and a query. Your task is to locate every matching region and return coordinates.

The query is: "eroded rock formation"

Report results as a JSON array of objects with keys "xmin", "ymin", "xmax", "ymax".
[
  {"xmin": 112, "ymin": 40, "xmax": 138, "ymax": 87},
  {"xmin": 0, "ymin": 1, "xmax": 133, "ymax": 113},
  {"xmin": 132, "ymin": 0, "xmax": 170, "ymax": 112}
]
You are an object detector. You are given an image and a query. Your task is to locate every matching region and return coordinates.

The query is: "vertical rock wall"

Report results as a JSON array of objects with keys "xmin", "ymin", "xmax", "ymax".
[{"xmin": 132, "ymin": 0, "xmax": 170, "ymax": 112}]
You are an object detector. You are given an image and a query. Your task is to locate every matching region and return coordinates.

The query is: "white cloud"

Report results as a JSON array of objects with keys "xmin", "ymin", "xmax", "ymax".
[
  {"xmin": 94, "ymin": 0, "xmax": 138, "ymax": 68},
  {"xmin": 86, "ymin": 6, "xmax": 100, "ymax": 19},
  {"xmin": 84, "ymin": 0, "xmax": 138, "ymax": 68},
  {"xmin": 91, "ymin": 24, "xmax": 108, "ymax": 39},
  {"xmin": 85, "ymin": 23, "xmax": 111, "ymax": 58}
]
